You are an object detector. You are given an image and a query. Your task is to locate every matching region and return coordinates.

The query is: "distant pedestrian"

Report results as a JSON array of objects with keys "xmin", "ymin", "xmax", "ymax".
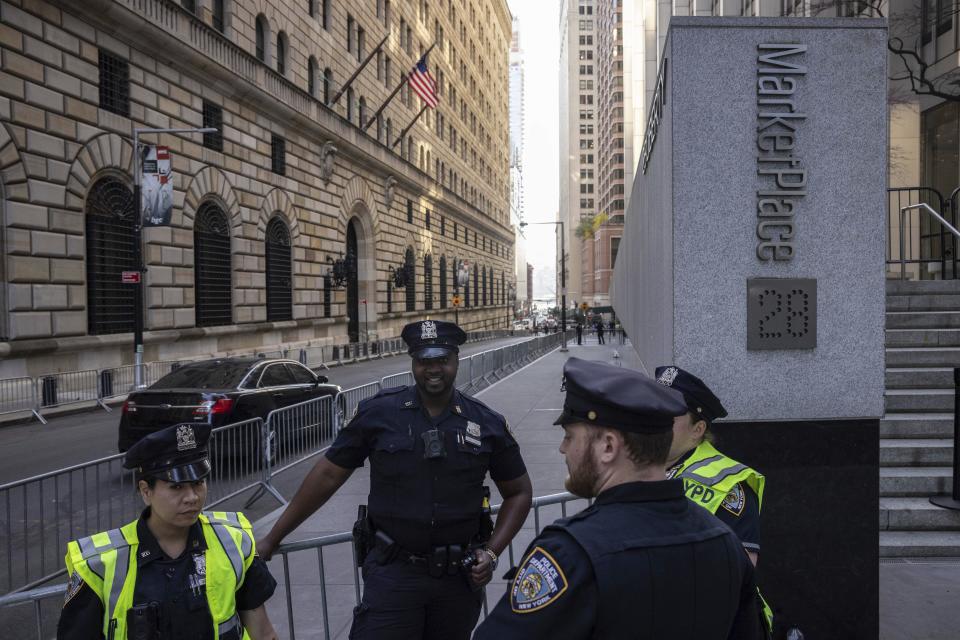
[
  {"xmin": 596, "ymin": 322, "xmax": 605, "ymax": 345},
  {"xmin": 575, "ymin": 323, "xmax": 583, "ymax": 345}
]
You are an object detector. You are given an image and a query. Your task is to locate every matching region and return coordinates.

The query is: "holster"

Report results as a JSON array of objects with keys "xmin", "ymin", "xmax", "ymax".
[
  {"xmin": 352, "ymin": 505, "xmax": 373, "ymax": 567},
  {"xmin": 428, "ymin": 544, "xmax": 466, "ymax": 578},
  {"xmin": 126, "ymin": 602, "xmax": 161, "ymax": 640}
]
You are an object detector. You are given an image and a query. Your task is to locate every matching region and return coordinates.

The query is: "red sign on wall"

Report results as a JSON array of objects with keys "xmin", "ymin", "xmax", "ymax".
[{"xmin": 121, "ymin": 271, "xmax": 141, "ymax": 284}]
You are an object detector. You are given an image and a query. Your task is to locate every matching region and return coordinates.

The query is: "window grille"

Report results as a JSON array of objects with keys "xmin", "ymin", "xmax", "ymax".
[
  {"xmin": 266, "ymin": 217, "xmax": 293, "ymax": 321},
  {"xmin": 407, "ymin": 199, "xmax": 413, "ymax": 224},
  {"xmin": 405, "ymin": 247, "xmax": 416, "ymax": 311},
  {"xmin": 424, "ymin": 255, "xmax": 433, "ymax": 310},
  {"xmin": 482, "ymin": 266, "xmax": 487, "ymax": 305},
  {"xmin": 194, "ymin": 202, "xmax": 232, "ymax": 327},
  {"xmin": 271, "ymin": 135, "xmax": 286, "ymax": 175},
  {"xmin": 203, "ymin": 101, "xmax": 223, "ymax": 151},
  {"xmin": 213, "ymin": 0, "xmax": 225, "ymax": 31},
  {"xmin": 86, "ymin": 177, "xmax": 136, "ymax": 335},
  {"xmin": 440, "ymin": 216, "xmax": 445, "ymax": 236},
  {"xmin": 439, "ymin": 256, "xmax": 448, "ymax": 308},
  {"xmin": 425, "ymin": 209, "xmax": 431, "ymax": 230},
  {"xmin": 98, "ymin": 49, "xmax": 129, "ymax": 117},
  {"xmin": 473, "ymin": 264, "xmax": 479, "ymax": 306},
  {"xmin": 323, "ymin": 274, "xmax": 332, "ymax": 317}
]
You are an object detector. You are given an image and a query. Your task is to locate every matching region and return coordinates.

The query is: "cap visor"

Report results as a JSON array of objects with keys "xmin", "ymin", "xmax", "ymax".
[
  {"xmin": 552, "ymin": 409, "xmax": 577, "ymax": 426},
  {"xmin": 412, "ymin": 346, "xmax": 454, "ymax": 359},
  {"xmin": 160, "ymin": 459, "xmax": 211, "ymax": 483}
]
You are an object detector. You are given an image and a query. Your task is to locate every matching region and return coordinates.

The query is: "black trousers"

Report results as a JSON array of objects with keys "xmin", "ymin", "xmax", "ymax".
[{"xmin": 350, "ymin": 552, "xmax": 483, "ymax": 640}]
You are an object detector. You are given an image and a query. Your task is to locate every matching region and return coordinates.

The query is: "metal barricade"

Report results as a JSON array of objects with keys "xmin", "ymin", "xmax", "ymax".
[
  {"xmin": 0, "ymin": 377, "xmax": 43, "ymax": 424},
  {"xmin": 34, "ymin": 369, "xmax": 107, "ymax": 416},
  {"xmin": 97, "ymin": 364, "xmax": 142, "ymax": 400},
  {"xmin": 205, "ymin": 418, "xmax": 281, "ymax": 509},
  {"xmin": 266, "ymin": 395, "xmax": 337, "ymax": 478},
  {"xmin": 302, "ymin": 345, "xmax": 331, "ymax": 370},
  {"xmin": 381, "ymin": 371, "xmax": 414, "ymax": 389},
  {"xmin": 334, "ymin": 382, "xmax": 382, "ymax": 431},
  {"xmin": 455, "ymin": 356, "xmax": 472, "ymax": 390}
]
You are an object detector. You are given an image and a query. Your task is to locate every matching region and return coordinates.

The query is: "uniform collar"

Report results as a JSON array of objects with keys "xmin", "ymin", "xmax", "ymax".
[
  {"xmin": 400, "ymin": 385, "xmax": 466, "ymax": 416},
  {"xmin": 135, "ymin": 507, "xmax": 206, "ymax": 566},
  {"xmin": 594, "ymin": 479, "xmax": 685, "ymax": 506}
]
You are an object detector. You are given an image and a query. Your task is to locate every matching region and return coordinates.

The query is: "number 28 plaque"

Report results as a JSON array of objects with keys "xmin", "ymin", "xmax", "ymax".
[{"xmin": 747, "ymin": 278, "xmax": 817, "ymax": 350}]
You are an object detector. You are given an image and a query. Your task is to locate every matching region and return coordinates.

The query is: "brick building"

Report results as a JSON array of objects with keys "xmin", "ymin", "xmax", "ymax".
[{"xmin": 0, "ymin": 0, "xmax": 514, "ymax": 377}]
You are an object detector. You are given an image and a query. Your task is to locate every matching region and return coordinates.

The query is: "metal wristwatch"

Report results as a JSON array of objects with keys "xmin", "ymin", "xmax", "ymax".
[{"xmin": 483, "ymin": 547, "xmax": 498, "ymax": 570}]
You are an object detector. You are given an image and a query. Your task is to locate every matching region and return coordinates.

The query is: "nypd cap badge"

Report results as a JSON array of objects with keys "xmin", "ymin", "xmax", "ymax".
[
  {"xmin": 657, "ymin": 366, "xmax": 679, "ymax": 387},
  {"xmin": 510, "ymin": 546, "xmax": 568, "ymax": 614},
  {"xmin": 176, "ymin": 424, "xmax": 197, "ymax": 451},
  {"xmin": 420, "ymin": 320, "xmax": 438, "ymax": 340}
]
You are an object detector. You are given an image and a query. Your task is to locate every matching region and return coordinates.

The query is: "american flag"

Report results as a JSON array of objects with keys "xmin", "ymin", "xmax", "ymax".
[{"xmin": 408, "ymin": 58, "xmax": 438, "ymax": 108}]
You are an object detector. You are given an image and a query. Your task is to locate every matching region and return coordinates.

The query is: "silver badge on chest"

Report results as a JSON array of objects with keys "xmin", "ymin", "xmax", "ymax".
[{"xmin": 464, "ymin": 421, "xmax": 482, "ymax": 447}]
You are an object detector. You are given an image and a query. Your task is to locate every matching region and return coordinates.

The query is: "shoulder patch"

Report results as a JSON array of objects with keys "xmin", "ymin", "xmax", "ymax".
[
  {"xmin": 721, "ymin": 483, "xmax": 746, "ymax": 517},
  {"xmin": 510, "ymin": 546, "xmax": 569, "ymax": 613},
  {"xmin": 63, "ymin": 571, "xmax": 84, "ymax": 608}
]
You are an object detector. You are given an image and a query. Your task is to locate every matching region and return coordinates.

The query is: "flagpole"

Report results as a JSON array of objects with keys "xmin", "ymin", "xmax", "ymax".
[
  {"xmin": 330, "ymin": 34, "xmax": 389, "ymax": 106},
  {"xmin": 364, "ymin": 42, "xmax": 437, "ymax": 131},
  {"xmin": 392, "ymin": 105, "xmax": 428, "ymax": 149},
  {"xmin": 363, "ymin": 72, "xmax": 408, "ymax": 131}
]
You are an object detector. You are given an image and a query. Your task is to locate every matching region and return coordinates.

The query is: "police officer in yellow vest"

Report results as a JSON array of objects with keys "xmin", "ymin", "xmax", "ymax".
[
  {"xmin": 57, "ymin": 423, "xmax": 279, "ymax": 640},
  {"xmin": 655, "ymin": 365, "xmax": 773, "ymax": 635}
]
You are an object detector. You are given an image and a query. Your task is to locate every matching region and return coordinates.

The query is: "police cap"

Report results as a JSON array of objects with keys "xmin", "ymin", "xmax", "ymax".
[
  {"xmin": 554, "ymin": 357, "xmax": 687, "ymax": 433},
  {"xmin": 123, "ymin": 423, "xmax": 212, "ymax": 483},
  {"xmin": 401, "ymin": 319, "xmax": 467, "ymax": 359},
  {"xmin": 654, "ymin": 365, "xmax": 728, "ymax": 423}
]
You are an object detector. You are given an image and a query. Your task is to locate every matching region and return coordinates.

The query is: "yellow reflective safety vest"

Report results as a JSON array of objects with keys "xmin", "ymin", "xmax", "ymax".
[
  {"xmin": 64, "ymin": 511, "xmax": 255, "ymax": 640},
  {"xmin": 672, "ymin": 441, "xmax": 772, "ymax": 634}
]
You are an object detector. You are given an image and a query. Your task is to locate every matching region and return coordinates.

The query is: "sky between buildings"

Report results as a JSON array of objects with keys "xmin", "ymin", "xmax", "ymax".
[{"xmin": 507, "ymin": 0, "xmax": 561, "ymax": 301}]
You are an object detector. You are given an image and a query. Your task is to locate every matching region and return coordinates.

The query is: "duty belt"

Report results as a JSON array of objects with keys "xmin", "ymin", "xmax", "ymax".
[{"xmin": 371, "ymin": 532, "xmax": 473, "ymax": 578}]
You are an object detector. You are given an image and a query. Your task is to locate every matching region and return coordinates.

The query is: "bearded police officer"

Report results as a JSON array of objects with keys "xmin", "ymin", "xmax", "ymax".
[
  {"xmin": 656, "ymin": 365, "xmax": 773, "ymax": 634},
  {"xmin": 57, "ymin": 423, "xmax": 278, "ymax": 640},
  {"xmin": 474, "ymin": 358, "xmax": 762, "ymax": 640},
  {"xmin": 258, "ymin": 320, "xmax": 533, "ymax": 639}
]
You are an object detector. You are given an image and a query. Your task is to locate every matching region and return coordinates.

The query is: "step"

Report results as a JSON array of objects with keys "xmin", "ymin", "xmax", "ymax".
[
  {"xmin": 887, "ymin": 280, "xmax": 960, "ymax": 295},
  {"xmin": 887, "ymin": 293, "xmax": 960, "ymax": 312},
  {"xmin": 880, "ymin": 497, "xmax": 960, "ymax": 530},
  {"xmin": 885, "ymin": 367, "xmax": 955, "ymax": 389},
  {"xmin": 881, "ymin": 438, "xmax": 953, "ymax": 466},
  {"xmin": 881, "ymin": 413, "xmax": 954, "ymax": 438},
  {"xmin": 881, "ymin": 467, "xmax": 955, "ymax": 497},
  {"xmin": 887, "ymin": 310, "xmax": 960, "ymax": 330},
  {"xmin": 886, "ymin": 329, "xmax": 960, "ymax": 347},
  {"xmin": 879, "ymin": 531, "xmax": 960, "ymax": 557},
  {"xmin": 886, "ymin": 347, "xmax": 960, "ymax": 367},
  {"xmin": 885, "ymin": 389, "xmax": 955, "ymax": 413}
]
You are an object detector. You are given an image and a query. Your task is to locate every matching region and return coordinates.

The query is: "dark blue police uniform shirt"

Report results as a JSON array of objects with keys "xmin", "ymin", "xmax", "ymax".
[{"xmin": 326, "ymin": 385, "xmax": 527, "ymax": 554}]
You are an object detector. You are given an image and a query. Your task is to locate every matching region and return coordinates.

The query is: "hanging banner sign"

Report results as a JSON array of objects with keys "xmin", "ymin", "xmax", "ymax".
[{"xmin": 141, "ymin": 145, "xmax": 173, "ymax": 227}]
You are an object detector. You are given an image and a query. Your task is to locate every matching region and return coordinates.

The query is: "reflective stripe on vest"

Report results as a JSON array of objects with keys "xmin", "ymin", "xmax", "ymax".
[
  {"xmin": 673, "ymin": 441, "xmax": 765, "ymax": 515},
  {"xmin": 65, "ymin": 513, "xmax": 253, "ymax": 640}
]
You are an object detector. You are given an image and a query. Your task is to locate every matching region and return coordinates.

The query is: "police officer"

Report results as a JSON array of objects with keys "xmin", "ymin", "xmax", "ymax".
[
  {"xmin": 474, "ymin": 358, "xmax": 762, "ymax": 639},
  {"xmin": 258, "ymin": 320, "xmax": 533, "ymax": 639},
  {"xmin": 655, "ymin": 365, "xmax": 773, "ymax": 633},
  {"xmin": 57, "ymin": 423, "xmax": 278, "ymax": 640}
]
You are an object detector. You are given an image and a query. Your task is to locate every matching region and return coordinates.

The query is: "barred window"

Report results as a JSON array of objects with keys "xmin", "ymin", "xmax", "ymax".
[
  {"xmin": 439, "ymin": 256, "xmax": 448, "ymax": 308},
  {"xmin": 405, "ymin": 247, "xmax": 416, "ymax": 312},
  {"xmin": 473, "ymin": 264, "xmax": 479, "ymax": 306},
  {"xmin": 194, "ymin": 202, "xmax": 232, "ymax": 327},
  {"xmin": 424, "ymin": 255, "xmax": 433, "ymax": 310},
  {"xmin": 440, "ymin": 216, "xmax": 445, "ymax": 236},
  {"xmin": 323, "ymin": 274, "xmax": 332, "ymax": 317},
  {"xmin": 266, "ymin": 217, "xmax": 292, "ymax": 321},
  {"xmin": 482, "ymin": 266, "xmax": 487, "ymax": 306},
  {"xmin": 407, "ymin": 199, "xmax": 413, "ymax": 224},
  {"xmin": 271, "ymin": 135, "xmax": 285, "ymax": 175},
  {"xmin": 213, "ymin": 0, "xmax": 225, "ymax": 32},
  {"xmin": 98, "ymin": 49, "xmax": 129, "ymax": 117},
  {"xmin": 86, "ymin": 177, "xmax": 136, "ymax": 335},
  {"xmin": 425, "ymin": 209, "xmax": 431, "ymax": 230},
  {"xmin": 202, "ymin": 101, "xmax": 223, "ymax": 152}
]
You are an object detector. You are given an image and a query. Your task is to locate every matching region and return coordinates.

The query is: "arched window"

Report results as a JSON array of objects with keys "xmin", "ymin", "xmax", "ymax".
[
  {"xmin": 323, "ymin": 68, "xmax": 333, "ymax": 104},
  {"xmin": 407, "ymin": 136, "xmax": 414, "ymax": 162},
  {"xmin": 359, "ymin": 96, "xmax": 367, "ymax": 128},
  {"xmin": 482, "ymin": 266, "xmax": 487, "ymax": 306},
  {"xmin": 419, "ymin": 145, "xmax": 425, "ymax": 169},
  {"xmin": 439, "ymin": 256, "xmax": 448, "ymax": 308},
  {"xmin": 194, "ymin": 201, "xmax": 232, "ymax": 327},
  {"xmin": 424, "ymin": 254, "xmax": 433, "ymax": 310},
  {"xmin": 308, "ymin": 56, "xmax": 318, "ymax": 96},
  {"xmin": 265, "ymin": 216, "xmax": 292, "ymax": 321},
  {"xmin": 86, "ymin": 177, "xmax": 136, "ymax": 335},
  {"xmin": 276, "ymin": 31, "xmax": 288, "ymax": 75},
  {"xmin": 404, "ymin": 247, "xmax": 416, "ymax": 312},
  {"xmin": 212, "ymin": 0, "xmax": 225, "ymax": 32},
  {"xmin": 347, "ymin": 87, "xmax": 355, "ymax": 123},
  {"xmin": 255, "ymin": 14, "xmax": 268, "ymax": 62},
  {"xmin": 385, "ymin": 118, "xmax": 393, "ymax": 146},
  {"xmin": 473, "ymin": 263, "xmax": 479, "ymax": 307},
  {"xmin": 376, "ymin": 114, "xmax": 384, "ymax": 142}
]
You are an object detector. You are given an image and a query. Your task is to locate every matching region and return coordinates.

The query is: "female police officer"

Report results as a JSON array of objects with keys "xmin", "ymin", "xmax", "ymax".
[{"xmin": 57, "ymin": 423, "xmax": 279, "ymax": 640}]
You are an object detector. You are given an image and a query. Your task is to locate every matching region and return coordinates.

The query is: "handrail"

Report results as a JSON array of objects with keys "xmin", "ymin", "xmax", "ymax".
[{"xmin": 899, "ymin": 203, "xmax": 960, "ymax": 280}]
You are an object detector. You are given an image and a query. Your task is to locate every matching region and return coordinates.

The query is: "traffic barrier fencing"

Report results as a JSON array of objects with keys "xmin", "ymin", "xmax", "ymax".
[
  {"xmin": 34, "ymin": 369, "xmax": 106, "ymax": 413},
  {"xmin": 266, "ymin": 395, "xmax": 337, "ymax": 478},
  {"xmin": 334, "ymin": 382, "xmax": 383, "ymax": 431},
  {"xmin": 380, "ymin": 371, "xmax": 414, "ymax": 389},
  {"xmin": 0, "ymin": 377, "xmax": 42, "ymax": 424}
]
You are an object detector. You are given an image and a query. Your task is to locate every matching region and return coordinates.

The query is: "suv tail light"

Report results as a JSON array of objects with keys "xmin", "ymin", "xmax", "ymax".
[
  {"xmin": 122, "ymin": 400, "xmax": 136, "ymax": 414},
  {"xmin": 195, "ymin": 398, "xmax": 234, "ymax": 417}
]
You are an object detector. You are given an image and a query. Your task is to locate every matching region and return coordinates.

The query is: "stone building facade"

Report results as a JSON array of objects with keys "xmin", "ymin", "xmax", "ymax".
[{"xmin": 0, "ymin": 0, "xmax": 515, "ymax": 377}]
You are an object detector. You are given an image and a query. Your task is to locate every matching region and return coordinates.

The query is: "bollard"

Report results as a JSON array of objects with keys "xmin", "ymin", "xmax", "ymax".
[{"xmin": 41, "ymin": 376, "xmax": 58, "ymax": 407}]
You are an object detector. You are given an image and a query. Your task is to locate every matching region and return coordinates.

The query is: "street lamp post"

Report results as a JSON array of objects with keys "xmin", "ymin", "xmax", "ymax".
[
  {"xmin": 132, "ymin": 127, "xmax": 217, "ymax": 387},
  {"xmin": 519, "ymin": 221, "xmax": 567, "ymax": 352}
]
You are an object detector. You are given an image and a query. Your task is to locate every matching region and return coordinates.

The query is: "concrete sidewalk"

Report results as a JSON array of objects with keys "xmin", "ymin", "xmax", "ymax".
[{"xmin": 252, "ymin": 337, "xmax": 956, "ymax": 639}]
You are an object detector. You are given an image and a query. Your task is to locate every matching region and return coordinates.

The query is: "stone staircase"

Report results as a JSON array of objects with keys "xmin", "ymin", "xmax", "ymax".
[{"xmin": 881, "ymin": 280, "xmax": 960, "ymax": 557}]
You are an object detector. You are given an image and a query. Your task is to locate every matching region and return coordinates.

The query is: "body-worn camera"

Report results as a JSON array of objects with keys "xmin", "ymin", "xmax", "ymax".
[{"xmin": 421, "ymin": 429, "xmax": 447, "ymax": 459}]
